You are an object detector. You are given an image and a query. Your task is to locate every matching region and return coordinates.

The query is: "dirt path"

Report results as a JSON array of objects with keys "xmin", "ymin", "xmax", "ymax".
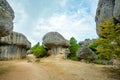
[{"xmin": 0, "ymin": 58, "xmax": 119, "ymax": 80}]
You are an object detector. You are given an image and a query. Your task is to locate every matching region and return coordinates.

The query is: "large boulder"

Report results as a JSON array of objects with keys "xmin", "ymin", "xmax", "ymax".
[
  {"xmin": 0, "ymin": 32, "xmax": 31, "ymax": 60},
  {"xmin": 77, "ymin": 45, "xmax": 97, "ymax": 60},
  {"xmin": 95, "ymin": 0, "xmax": 120, "ymax": 37},
  {"xmin": 0, "ymin": 0, "xmax": 14, "ymax": 37},
  {"xmin": 42, "ymin": 32, "xmax": 69, "ymax": 59},
  {"xmin": 43, "ymin": 32, "xmax": 69, "ymax": 48}
]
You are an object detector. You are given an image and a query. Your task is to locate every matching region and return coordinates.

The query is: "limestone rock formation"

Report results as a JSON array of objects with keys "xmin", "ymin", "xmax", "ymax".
[
  {"xmin": 95, "ymin": 0, "xmax": 120, "ymax": 37},
  {"xmin": 42, "ymin": 32, "xmax": 69, "ymax": 59},
  {"xmin": 43, "ymin": 32, "xmax": 69, "ymax": 48},
  {"xmin": 0, "ymin": 32, "xmax": 31, "ymax": 48},
  {"xmin": 77, "ymin": 45, "xmax": 97, "ymax": 60},
  {"xmin": 0, "ymin": 0, "xmax": 14, "ymax": 37},
  {"xmin": 0, "ymin": 32, "xmax": 31, "ymax": 60}
]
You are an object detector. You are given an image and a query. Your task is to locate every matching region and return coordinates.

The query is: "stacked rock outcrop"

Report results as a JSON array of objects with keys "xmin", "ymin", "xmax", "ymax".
[{"xmin": 0, "ymin": 0, "xmax": 31, "ymax": 60}]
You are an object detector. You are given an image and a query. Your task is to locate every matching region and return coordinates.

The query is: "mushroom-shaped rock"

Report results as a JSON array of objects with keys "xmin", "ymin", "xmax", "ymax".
[
  {"xmin": 42, "ymin": 32, "xmax": 69, "ymax": 58},
  {"xmin": 43, "ymin": 32, "xmax": 69, "ymax": 48},
  {"xmin": 0, "ymin": 32, "xmax": 31, "ymax": 60},
  {"xmin": 0, "ymin": 0, "xmax": 14, "ymax": 37}
]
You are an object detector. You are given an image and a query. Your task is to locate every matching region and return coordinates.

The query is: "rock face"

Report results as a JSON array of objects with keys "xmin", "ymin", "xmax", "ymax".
[
  {"xmin": 0, "ymin": 32, "xmax": 31, "ymax": 60},
  {"xmin": 0, "ymin": 0, "xmax": 14, "ymax": 37},
  {"xmin": 95, "ymin": 0, "xmax": 120, "ymax": 37},
  {"xmin": 77, "ymin": 45, "xmax": 97, "ymax": 60},
  {"xmin": 43, "ymin": 32, "xmax": 69, "ymax": 59},
  {"xmin": 79, "ymin": 39, "xmax": 94, "ymax": 47}
]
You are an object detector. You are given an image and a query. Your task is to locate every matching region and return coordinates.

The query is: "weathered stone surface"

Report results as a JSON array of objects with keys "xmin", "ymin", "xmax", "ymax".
[
  {"xmin": 95, "ymin": 0, "xmax": 120, "ymax": 37},
  {"xmin": 0, "ymin": 45, "xmax": 26, "ymax": 60},
  {"xmin": 43, "ymin": 32, "xmax": 69, "ymax": 48},
  {"xmin": 42, "ymin": 32, "xmax": 69, "ymax": 59},
  {"xmin": 0, "ymin": 0, "xmax": 14, "ymax": 37},
  {"xmin": 0, "ymin": 32, "xmax": 31, "ymax": 60},
  {"xmin": 113, "ymin": 0, "xmax": 120, "ymax": 21},
  {"xmin": 77, "ymin": 45, "xmax": 97, "ymax": 60},
  {"xmin": 0, "ymin": 32, "xmax": 31, "ymax": 48}
]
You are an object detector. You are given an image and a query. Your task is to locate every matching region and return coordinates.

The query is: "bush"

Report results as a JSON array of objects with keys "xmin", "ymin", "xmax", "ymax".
[
  {"xmin": 68, "ymin": 37, "xmax": 80, "ymax": 60},
  {"xmin": 89, "ymin": 40, "xmax": 98, "ymax": 52},
  {"xmin": 89, "ymin": 19, "xmax": 120, "ymax": 63},
  {"xmin": 30, "ymin": 42, "xmax": 47, "ymax": 58}
]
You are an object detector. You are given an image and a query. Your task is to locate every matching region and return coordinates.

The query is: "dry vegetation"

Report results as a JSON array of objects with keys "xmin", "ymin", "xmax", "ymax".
[{"xmin": 0, "ymin": 58, "xmax": 119, "ymax": 80}]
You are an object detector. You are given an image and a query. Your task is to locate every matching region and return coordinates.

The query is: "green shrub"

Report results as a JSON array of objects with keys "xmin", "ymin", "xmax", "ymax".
[
  {"xmin": 86, "ymin": 56, "xmax": 95, "ymax": 63},
  {"xmin": 30, "ymin": 42, "xmax": 47, "ymax": 58},
  {"xmin": 89, "ymin": 41, "xmax": 98, "ymax": 52},
  {"xmin": 89, "ymin": 19, "xmax": 120, "ymax": 62},
  {"xmin": 93, "ymin": 59, "xmax": 102, "ymax": 64},
  {"xmin": 68, "ymin": 37, "xmax": 80, "ymax": 60}
]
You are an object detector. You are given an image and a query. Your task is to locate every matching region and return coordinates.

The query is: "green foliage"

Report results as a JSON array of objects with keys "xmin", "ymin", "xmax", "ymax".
[
  {"xmin": 89, "ymin": 40, "xmax": 98, "ymax": 52},
  {"xmin": 99, "ymin": 19, "xmax": 115, "ymax": 38},
  {"xmin": 30, "ymin": 42, "xmax": 47, "ymax": 58},
  {"xmin": 68, "ymin": 37, "xmax": 80, "ymax": 60},
  {"xmin": 89, "ymin": 19, "xmax": 120, "ymax": 61},
  {"xmin": 86, "ymin": 56, "xmax": 95, "ymax": 63},
  {"xmin": 30, "ymin": 42, "xmax": 40, "ymax": 51}
]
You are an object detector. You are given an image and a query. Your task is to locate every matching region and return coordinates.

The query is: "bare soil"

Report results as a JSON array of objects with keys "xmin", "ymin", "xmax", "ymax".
[{"xmin": 0, "ymin": 58, "xmax": 119, "ymax": 80}]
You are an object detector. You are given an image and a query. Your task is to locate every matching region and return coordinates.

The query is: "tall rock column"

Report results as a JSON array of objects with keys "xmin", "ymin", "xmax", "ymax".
[{"xmin": 0, "ymin": 0, "xmax": 14, "ymax": 37}]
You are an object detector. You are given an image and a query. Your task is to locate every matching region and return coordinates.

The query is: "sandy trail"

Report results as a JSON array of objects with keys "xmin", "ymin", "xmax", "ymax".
[{"xmin": 0, "ymin": 58, "xmax": 119, "ymax": 80}]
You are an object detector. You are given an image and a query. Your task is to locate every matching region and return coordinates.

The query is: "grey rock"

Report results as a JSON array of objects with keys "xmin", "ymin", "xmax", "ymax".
[
  {"xmin": 0, "ymin": 0, "xmax": 14, "ymax": 37},
  {"xmin": 26, "ymin": 50, "xmax": 33, "ymax": 54},
  {"xmin": 113, "ymin": 0, "xmax": 120, "ymax": 21},
  {"xmin": 0, "ymin": 45, "xmax": 26, "ymax": 60},
  {"xmin": 0, "ymin": 32, "xmax": 31, "ymax": 60},
  {"xmin": 0, "ymin": 32, "xmax": 31, "ymax": 49},
  {"xmin": 77, "ymin": 45, "xmax": 97, "ymax": 60},
  {"xmin": 95, "ymin": 0, "xmax": 120, "ymax": 37},
  {"xmin": 43, "ymin": 32, "xmax": 69, "ymax": 48},
  {"xmin": 42, "ymin": 32, "xmax": 69, "ymax": 59}
]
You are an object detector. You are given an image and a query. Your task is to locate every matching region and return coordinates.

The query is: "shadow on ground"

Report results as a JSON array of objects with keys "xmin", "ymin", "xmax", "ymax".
[{"xmin": 102, "ymin": 67, "xmax": 120, "ymax": 80}]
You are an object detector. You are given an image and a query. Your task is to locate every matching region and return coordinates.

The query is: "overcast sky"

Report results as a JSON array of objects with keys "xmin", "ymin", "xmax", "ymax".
[{"xmin": 7, "ymin": 0, "xmax": 98, "ymax": 46}]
